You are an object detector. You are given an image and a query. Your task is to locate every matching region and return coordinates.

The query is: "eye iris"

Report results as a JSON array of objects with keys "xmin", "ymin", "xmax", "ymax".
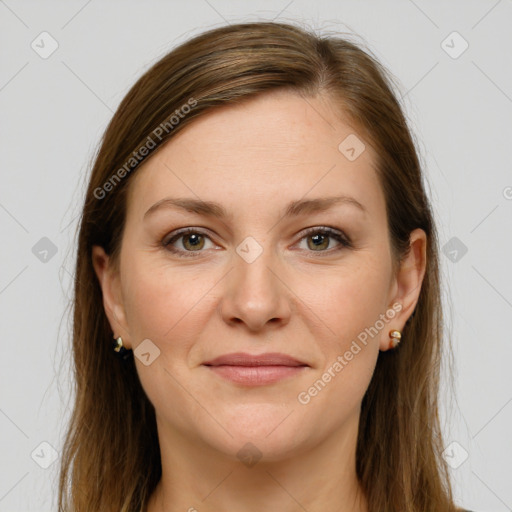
[
  {"xmin": 183, "ymin": 233, "xmax": 204, "ymax": 251},
  {"xmin": 307, "ymin": 233, "xmax": 329, "ymax": 251}
]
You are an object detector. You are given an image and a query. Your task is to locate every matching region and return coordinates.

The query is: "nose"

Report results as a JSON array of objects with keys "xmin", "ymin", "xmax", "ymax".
[{"xmin": 217, "ymin": 245, "xmax": 292, "ymax": 332}]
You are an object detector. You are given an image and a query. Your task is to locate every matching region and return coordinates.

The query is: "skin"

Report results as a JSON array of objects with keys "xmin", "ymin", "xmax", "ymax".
[{"xmin": 93, "ymin": 89, "xmax": 426, "ymax": 512}]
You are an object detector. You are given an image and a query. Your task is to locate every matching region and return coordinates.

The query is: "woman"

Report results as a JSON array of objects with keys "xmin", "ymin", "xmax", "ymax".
[{"xmin": 58, "ymin": 21, "xmax": 473, "ymax": 512}]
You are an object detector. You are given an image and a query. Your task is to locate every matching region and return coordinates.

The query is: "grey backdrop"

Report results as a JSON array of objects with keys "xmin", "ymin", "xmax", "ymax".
[{"xmin": 1, "ymin": 1, "xmax": 511, "ymax": 511}]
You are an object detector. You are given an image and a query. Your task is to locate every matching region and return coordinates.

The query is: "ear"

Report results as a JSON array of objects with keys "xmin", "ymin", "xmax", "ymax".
[
  {"xmin": 92, "ymin": 245, "xmax": 132, "ymax": 350},
  {"xmin": 379, "ymin": 228, "xmax": 427, "ymax": 351}
]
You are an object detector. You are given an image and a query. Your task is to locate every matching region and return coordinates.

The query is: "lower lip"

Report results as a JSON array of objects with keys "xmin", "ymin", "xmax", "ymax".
[{"xmin": 204, "ymin": 365, "xmax": 307, "ymax": 386}]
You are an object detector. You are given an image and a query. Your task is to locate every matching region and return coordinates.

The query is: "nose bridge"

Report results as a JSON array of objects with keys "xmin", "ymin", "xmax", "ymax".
[{"xmin": 219, "ymin": 234, "xmax": 291, "ymax": 330}]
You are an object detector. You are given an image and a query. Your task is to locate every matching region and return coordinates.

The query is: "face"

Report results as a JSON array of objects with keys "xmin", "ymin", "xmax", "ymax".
[{"xmin": 93, "ymin": 90, "xmax": 425, "ymax": 462}]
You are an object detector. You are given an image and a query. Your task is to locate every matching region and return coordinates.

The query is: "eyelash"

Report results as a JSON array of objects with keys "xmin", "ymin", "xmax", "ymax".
[{"xmin": 162, "ymin": 226, "xmax": 352, "ymax": 258}]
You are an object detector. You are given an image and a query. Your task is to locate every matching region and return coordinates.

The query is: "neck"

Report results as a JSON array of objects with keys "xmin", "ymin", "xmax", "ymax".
[{"xmin": 146, "ymin": 412, "xmax": 368, "ymax": 512}]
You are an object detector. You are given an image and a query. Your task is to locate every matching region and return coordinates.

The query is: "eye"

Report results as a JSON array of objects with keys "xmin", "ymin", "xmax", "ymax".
[
  {"xmin": 162, "ymin": 226, "xmax": 352, "ymax": 258},
  {"xmin": 163, "ymin": 228, "xmax": 216, "ymax": 257},
  {"xmin": 296, "ymin": 227, "xmax": 352, "ymax": 254}
]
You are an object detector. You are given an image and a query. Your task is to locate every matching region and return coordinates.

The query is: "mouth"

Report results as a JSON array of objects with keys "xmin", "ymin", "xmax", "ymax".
[{"xmin": 201, "ymin": 352, "xmax": 309, "ymax": 386}]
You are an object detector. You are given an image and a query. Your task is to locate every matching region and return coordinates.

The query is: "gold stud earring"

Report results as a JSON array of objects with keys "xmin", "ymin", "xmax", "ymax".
[
  {"xmin": 113, "ymin": 336, "xmax": 123, "ymax": 352},
  {"xmin": 388, "ymin": 330, "xmax": 402, "ymax": 349},
  {"xmin": 112, "ymin": 335, "xmax": 132, "ymax": 360}
]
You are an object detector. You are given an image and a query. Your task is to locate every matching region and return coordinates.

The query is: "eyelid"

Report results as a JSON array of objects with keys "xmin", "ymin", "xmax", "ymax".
[{"xmin": 299, "ymin": 226, "xmax": 350, "ymax": 243}]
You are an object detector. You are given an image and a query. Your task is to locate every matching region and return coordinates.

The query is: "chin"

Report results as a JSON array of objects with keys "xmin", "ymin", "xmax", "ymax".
[
  {"xmin": 200, "ymin": 403, "xmax": 316, "ymax": 463},
  {"xmin": 213, "ymin": 432, "xmax": 310, "ymax": 466}
]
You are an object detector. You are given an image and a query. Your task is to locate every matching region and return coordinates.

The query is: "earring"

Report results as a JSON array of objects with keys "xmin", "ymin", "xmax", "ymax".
[
  {"xmin": 112, "ymin": 335, "xmax": 133, "ymax": 360},
  {"xmin": 388, "ymin": 330, "xmax": 402, "ymax": 349}
]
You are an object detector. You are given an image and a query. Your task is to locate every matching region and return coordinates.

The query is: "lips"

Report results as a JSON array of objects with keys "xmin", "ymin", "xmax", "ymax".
[
  {"xmin": 202, "ymin": 352, "xmax": 309, "ymax": 386},
  {"xmin": 202, "ymin": 352, "xmax": 308, "ymax": 367}
]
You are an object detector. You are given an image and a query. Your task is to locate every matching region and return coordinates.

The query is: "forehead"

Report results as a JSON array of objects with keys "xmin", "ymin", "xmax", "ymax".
[{"xmin": 126, "ymin": 90, "xmax": 384, "ymax": 221}]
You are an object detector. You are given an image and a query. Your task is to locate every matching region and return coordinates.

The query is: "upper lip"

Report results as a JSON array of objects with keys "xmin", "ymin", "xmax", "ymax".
[{"xmin": 202, "ymin": 352, "xmax": 308, "ymax": 367}]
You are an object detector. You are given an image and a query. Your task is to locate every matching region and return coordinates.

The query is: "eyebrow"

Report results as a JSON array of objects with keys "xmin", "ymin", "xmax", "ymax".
[{"xmin": 143, "ymin": 195, "xmax": 367, "ymax": 220}]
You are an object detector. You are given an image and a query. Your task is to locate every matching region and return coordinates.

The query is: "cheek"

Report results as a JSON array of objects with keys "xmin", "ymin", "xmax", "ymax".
[
  {"xmin": 121, "ymin": 256, "xmax": 218, "ymax": 343},
  {"xmin": 294, "ymin": 266, "xmax": 386, "ymax": 415},
  {"xmin": 298, "ymin": 257, "xmax": 390, "ymax": 347}
]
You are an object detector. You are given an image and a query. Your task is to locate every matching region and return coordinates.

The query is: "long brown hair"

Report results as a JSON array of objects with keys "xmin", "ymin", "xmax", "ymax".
[{"xmin": 59, "ymin": 21, "xmax": 458, "ymax": 511}]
